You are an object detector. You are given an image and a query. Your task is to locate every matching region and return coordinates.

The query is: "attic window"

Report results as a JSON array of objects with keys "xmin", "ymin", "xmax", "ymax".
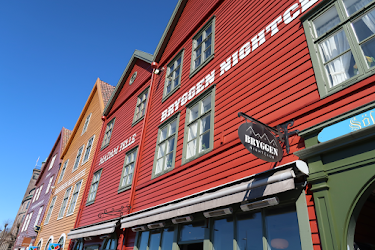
[{"xmin": 129, "ymin": 72, "xmax": 137, "ymax": 85}]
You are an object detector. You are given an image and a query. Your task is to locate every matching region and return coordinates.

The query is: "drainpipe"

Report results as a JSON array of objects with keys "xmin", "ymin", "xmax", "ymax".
[{"xmin": 128, "ymin": 62, "xmax": 159, "ymax": 213}]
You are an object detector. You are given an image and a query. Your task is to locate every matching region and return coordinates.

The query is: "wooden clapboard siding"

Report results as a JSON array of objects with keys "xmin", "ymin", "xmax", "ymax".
[
  {"xmin": 76, "ymin": 58, "xmax": 152, "ymax": 228},
  {"xmin": 35, "ymin": 80, "xmax": 111, "ymax": 250}
]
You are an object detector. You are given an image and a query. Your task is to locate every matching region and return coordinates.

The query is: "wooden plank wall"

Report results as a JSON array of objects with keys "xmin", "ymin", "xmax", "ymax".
[{"xmin": 76, "ymin": 59, "xmax": 152, "ymax": 228}]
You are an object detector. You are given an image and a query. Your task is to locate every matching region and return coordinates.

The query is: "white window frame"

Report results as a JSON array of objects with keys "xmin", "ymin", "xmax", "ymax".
[
  {"xmin": 57, "ymin": 187, "xmax": 72, "ymax": 219},
  {"xmin": 66, "ymin": 180, "xmax": 83, "ymax": 216},
  {"xmin": 48, "ymin": 155, "xmax": 57, "ymax": 171},
  {"xmin": 34, "ymin": 206, "xmax": 44, "ymax": 228},
  {"xmin": 23, "ymin": 212, "xmax": 33, "ymax": 232},
  {"xmin": 82, "ymin": 135, "xmax": 95, "ymax": 165},
  {"xmin": 34, "ymin": 185, "xmax": 43, "ymax": 202},
  {"xmin": 44, "ymin": 196, "xmax": 57, "ymax": 225},
  {"xmin": 81, "ymin": 113, "xmax": 92, "ymax": 135},
  {"xmin": 58, "ymin": 160, "xmax": 68, "ymax": 183},
  {"xmin": 72, "ymin": 145, "xmax": 84, "ymax": 172},
  {"xmin": 45, "ymin": 176, "xmax": 54, "ymax": 194}
]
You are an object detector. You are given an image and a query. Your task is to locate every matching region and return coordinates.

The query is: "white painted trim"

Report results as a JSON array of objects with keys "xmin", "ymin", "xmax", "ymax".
[
  {"xmin": 81, "ymin": 135, "xmax": 95, "ymax": 165},
  {"xmin": 66, "ymin": 180, "xmax": 83, "ymax": 217}
]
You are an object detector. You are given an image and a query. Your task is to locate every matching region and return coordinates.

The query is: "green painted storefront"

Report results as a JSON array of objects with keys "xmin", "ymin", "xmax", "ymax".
[{"xmin": 295, "ymin": 102, "xmax": 375, "ymax": 250}]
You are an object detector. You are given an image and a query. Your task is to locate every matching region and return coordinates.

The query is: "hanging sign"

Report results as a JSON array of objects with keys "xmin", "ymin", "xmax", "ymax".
[{"xmin": 238, "ymin": 122, "xmax": 283, "ymax": 162}]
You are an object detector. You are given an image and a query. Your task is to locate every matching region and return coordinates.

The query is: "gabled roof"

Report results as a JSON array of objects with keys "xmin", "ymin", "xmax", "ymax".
[
  {"xmin": 153, "ymin": 0, "xmax": 188, "ymax": 63},
  {"xmin": 61, "ymin": 78, "xmax": 115, "ymax": 158},
  {"xmin": 103, "ymin": 50, "xmax": 153, "ymax": 116},
  {"xmin": 36, "ymin": 127, "xmax": 72, "ymax": 185}
]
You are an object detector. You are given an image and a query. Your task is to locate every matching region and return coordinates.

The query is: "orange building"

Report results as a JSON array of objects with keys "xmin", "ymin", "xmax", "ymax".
[{"xmin": 34, "ymin": 78, "xmax": 114, "ymax": 250}]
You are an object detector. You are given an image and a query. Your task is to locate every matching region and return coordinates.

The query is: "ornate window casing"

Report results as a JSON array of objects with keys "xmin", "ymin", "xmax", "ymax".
[
  {"xmin": 152, "ymin": 113, "xmax": 180, "ymax": 178},
  {"xmin": 163, "ymin": 50, "xmax": 184, "ymax": 101},
  {"xmin": 118, "ymin": 147, "xmax": 138, "ymax": 192},
  {"xmin": 182, "ymin": 87, "xmax": 215, "ymax": 164},
  {"xmin": 303, "ymin": 0, "xmax": 375, "ymax": 98},
  {"xmin": 101, "ymin": 118, "xmax": 116, "ymax": 149},
  {"xmin": 190, "ymin": 16, "xmax": 216, "ymax": 77}
]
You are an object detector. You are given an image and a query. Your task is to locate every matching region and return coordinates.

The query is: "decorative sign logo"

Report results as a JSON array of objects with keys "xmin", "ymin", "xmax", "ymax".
[
  {"xmin": 238, "ymin": 123, "xmax": 283, "ymax": 162},
  {"xmin": 29, "ymin": 247, "xmax": 39, "ymax": 250},
  {"xmin": 49, "ymin": 244, "xmax": 61, "ymax": 250},
  {"xmin": 318, "ymin": 109, "xmax": 375, "ymax": 142}
]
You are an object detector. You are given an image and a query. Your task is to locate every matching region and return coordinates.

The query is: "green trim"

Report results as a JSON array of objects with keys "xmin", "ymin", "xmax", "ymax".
[
  {"xmin": 131, "ymin": 116, "xmax": 144, "ymax": 127},
  {"xmin": 295, "ymin": 190, "xmax": 314, "ymax": 250},
  {"xmin": 118, "ymin": 146, "xmax": 138, "ymax": 191},
  {"xmin": 302, "ymin": 1, "xmax": 375, "ymax": 99},
  {"xmin": 152, "ymin": 113, "xmax": 180, "ymax": 179},
  {"xmin": 182, "ymin": 85, "xmax": 215, "ymax": 165},
  {"xmin": 189, "ymin": 16, "xmax": 216, "ymax": 78},
  {"xmin": 101, "ymin": 118, "xmax": 116, "ymax": 150},
  {"xmin": 86, "ymin": 169, "xmax": 103, "ymax": 205},
  {"xmin": 132, "ymin": 87, "xmax": 150, "ymax": 126},
  {"xmin": 162, "ymin": 49, "xmax": 185, "ymax": 103}
]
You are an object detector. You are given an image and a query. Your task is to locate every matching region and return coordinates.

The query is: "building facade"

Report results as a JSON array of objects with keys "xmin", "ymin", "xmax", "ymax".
[
  {"xmin": 13, "ymin": 128, "xmax": 71, "ymax": 250},
  {"xmin": 34, "ymin": 79, "xmax": 115, "ymax": 250}
]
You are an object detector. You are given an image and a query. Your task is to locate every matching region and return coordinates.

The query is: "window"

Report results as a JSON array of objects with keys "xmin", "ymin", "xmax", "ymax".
[
  {"xmin": 34, "ymin": 206, "xmax": 44, "ymax": 228},
  {"xmin": 133, "ymin": 88, "xmax": 149, "ymax": 125},
  {"xmin": 26, "ymin": 201, "xmax": 30, "ymax": 209},
  {"xmin": 22, "ymin": 212, "xmax": 33, "ymax": 232},
  {"xmin": 82, "ymin": 135, "xmax": 95, "ymax": 164},
  {"xmin": 119, "ymin": 148, "xmax": 137, "ymax": 192},
  {"xmin": 101, "ymin": 235, "xmax": 117, "ymax": 250},
  {"xmin": 44, "ymin": 238, "xmax": 52, "ymax": 250},
  {"xmin": 66, "ymin": 181, "xmax": 82, "ymax": 215},
  {"xmin": 58, "ymin": 160, "xmax": 68, "ymax": 183},
  {"xmin": 87, "ymin": 170, "xmax": 102, "ymax": 205},
  {"xmin": 81, "ymin": 113, "xmax": 92, "ymax": 135},
  {"xmin": 44, "ymin": 196, "xmax": 57, "ymax": 225},
  {"xmin": 182, "ymin": 88, "xmax": 215, "ymax": 164},
  {"xmin": 101, "ymin": 118, "xmax": 115, "ymax": 149},
  {"xmin": 153, "ymin": 114, "xmax": 180, "ymax": 178},
  {"xmin": 72, "ymin": 145, "xmax": 84, "ymax": 171},
  {"xmin": 136, "ymin": 227, "xmax": 174, "ymax": 250},
  {"xmin": 58, "ymin": 187, "xmax": 72, "ymax": 219},
  {"xmin": 48, "ymin": 155, "xmax": 57, "ymax": 170},
  {"xmin": 163, "ymin": 50, "xmax": 184, "ymax": 101},
  {"xmin": 45, "ymin": 176, "xmax": 54, "ymax": 194},
  {"xmin": 190, "ymin": 16, "xmax": 216, "ymax": 76},
  {"xmin": 35, "ymin": 185, "xmax": 43, "ymax": 202},
  {"xmin": 57, "ymin": 235, "xmax": 65, "ymax": 247},
  {"xmin": 72, "ymin": 240, "xmax": 83, "ymax": 250},
  {"xmin": 303, "ymin": 0, "xmax": 375, "ymax": 98}
]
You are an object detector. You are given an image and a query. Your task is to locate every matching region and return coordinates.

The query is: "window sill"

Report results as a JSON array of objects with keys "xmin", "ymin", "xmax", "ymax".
[
  {"xmin": 181, "ymin": 148, "xmax": 213, "ymax": 166},
  {"xmin": 118, "ymin": 185, "xmax": 131, "ymax": 194},
  {"xmin": 189, "ymin": 53, "xmax": 215, "ymax": 79},
  {"xmin": 132, "ymin": 116, "xmax": 144, "ymax": 127},
  {"xmin": 86, "ymin": 200, "xmax": 95, "ymax": 207},
  {"xmin": 162, "ymin": 84, "xmax": 181, "ymax": 103},
  {"xmin": 151, "ymin": 166, "xmax": 175, "ymax": 180},
  {"xmin": 100, "ymin": 143, "xmax": 110, "ymax": 151}
]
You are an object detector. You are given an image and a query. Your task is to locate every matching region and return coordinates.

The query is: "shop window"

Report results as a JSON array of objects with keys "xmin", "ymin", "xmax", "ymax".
[
  {"xmin": 66, "ymin": 181, "xmax": 82, "ymax": 216},
  {"xmin": 153, "ymin": 114, "xmax": 180, "ymax": 178},
  {"xmin": 48, "ymin": 155, "xmax": 57, "ymax": 171},
  {"xmin": 82, "ymin": 135, "xmax": 95, "ymax": 164},
  {"xmin": 58, "ymin": 186, "xmax": 72, "ymax": 219},
  {"xmin": 36, "ymin": 240, "xmax": 42, "ymax": 250},
  {"xmin": 163, "ymin": 50, "xmax": 184, "ymax": 101},
  {"xmin": 58, "ymin": 160, "xmax": 69, "ymax": 183},
  {"xmin": 101, "ymin": 236, "xmax": 117, "ymax": 250},
  {"xmin": 44, "ymin": 196, "xmax": 57, "ymax": 225},
  {"xmin": 136, "ymin": 227, "xmax": 174, "ymax": 250},
  {"xmin": 72, "ymin": 240, "xmax": 83, "ymax": 250},
  {"xmin": 57, "ymin": 235, "xmax": 65, "ymax": 247},
  {"xmin": 133, "ymin": 88, "xmax": 149, "ymax": 125},
  {"xmin": 190, "ymin": 16, "xmax": 216, "ymax": 77},
  {"xmin": 73, "ymin": 145, "xmax": 84, "ymax": 172},
  {"xmin": 303, "ymin": 0, "xmax": 375, "ymax": 98},
  {"xmin": 101, "ymin": 118, "xmax": 115, "ymax": 149},
  {"xmin": 118, "ymin": 148, "xmax": 137, "ymax": 192},
  {"xmin": 82, "ymin": 113, "xmax": 92, "ymax": 135},
  {"xmin": 87, "ymin": 169, "xmax": 102, "ymax": 205},
  {"xmin": 182, "ymin": 87, "xmax": 215, "ymax": 164},
  {"xmin": 44, "ymin": 238, "xmax": 52, "ymax": 250}
]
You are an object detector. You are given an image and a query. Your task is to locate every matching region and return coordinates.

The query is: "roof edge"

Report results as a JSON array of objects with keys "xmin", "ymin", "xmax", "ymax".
[{"xmin": 103, "ymin": 50, "xmax": 153, "ymax": 116}]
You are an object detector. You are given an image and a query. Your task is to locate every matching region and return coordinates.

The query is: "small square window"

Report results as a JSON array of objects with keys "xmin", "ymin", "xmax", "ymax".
[
  {"xmin": 102, "ymin": 118, "xmax": 115, "ymax": 149},
  {"xmin": 303, "ymin": 0, "xmax": 375, "ymax": 98},
  {"xmin": 82, "ymin": 135, "xmax": 95, "ymax": 164},
  {"xmin": 118, "ymin": 147, "xmax": 138, "ymax": 192},
  {"xmin": 72, "ymin": 145, "xmax": 84, "ymax": 172},
  {"xmin": 87, "ymin": 169, "xmax": 102, "ymax": 205},
  {"xmin": 152, "ymin": 113, "xmax": 180, "ymax": 178},
  {"xmin": 182, "ymin": 87, "xmax": 215, "ymax": 164},
  {"xmin": 190, "ymin": 16, "xmax": 216, "ymax": 77},
  {"xmin": 163, "ymin": 50, "xmax": 184, "ymax": 101},
  {"xmin": 81, "ymin": 113, "xmax": 92, "ymax": 135},
  {"xmin": 133, "ymin": 88, "xmax": 149, "ymax": 125}
]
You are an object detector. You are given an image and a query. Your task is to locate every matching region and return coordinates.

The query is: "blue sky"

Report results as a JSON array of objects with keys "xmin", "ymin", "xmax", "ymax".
[{"xmin": 0, "ymin": 0, "xmax": 177, "ymax": 227}]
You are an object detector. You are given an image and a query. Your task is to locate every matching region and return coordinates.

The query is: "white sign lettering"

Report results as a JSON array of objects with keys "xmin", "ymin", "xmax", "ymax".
[
  {"xmin": 31, "ymin": 200, "xmax": 44, "ymax": 211},
  {"xmin": 99, "ymin": 133, "xmax": 136, "ymax": 165},
  {"xmin": 55, "ymin": 169, "xmax": 85, "ymax": 195}
]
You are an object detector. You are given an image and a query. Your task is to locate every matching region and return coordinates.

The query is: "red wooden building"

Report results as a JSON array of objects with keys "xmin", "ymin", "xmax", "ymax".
[{"xmin": 69, "ymin": 0, "xmax": 375, "ymax": 249}]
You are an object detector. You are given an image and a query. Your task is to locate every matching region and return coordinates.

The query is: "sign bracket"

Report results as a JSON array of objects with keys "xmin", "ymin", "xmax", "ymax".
[
  {"xmin": 238, "ymin": 112, "xmax": 299, "ymax": 154},
  {"xmin": 98, "ymin": 205, "xmax": 130, "ymax": 219}
]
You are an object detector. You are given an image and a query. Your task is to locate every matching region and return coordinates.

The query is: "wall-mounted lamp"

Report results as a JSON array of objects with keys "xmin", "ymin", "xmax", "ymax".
[{"xmin": 240, "ymin": 197, "xmax": 279, "ymax": 212}]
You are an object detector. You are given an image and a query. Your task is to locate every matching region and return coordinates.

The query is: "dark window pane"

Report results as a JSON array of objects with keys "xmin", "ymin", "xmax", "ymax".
[
  {"xmin": 265, "ymin": 206, "xmax": 302, "ymax": 250},
  {"xmin": 161, "ymin": 227, "xmax": 174, "ymax": 250},
  {"xmin": 149, "ymin": 230, "xmax": 161, "ymax": 250},
  {"xmin": 179, "ymin": 220, "xmax": 206, "ymax": 242},
  {"xmin": 236, "ymin": 212, "xmax": 263, "ymax": 250},
  {"xmin": 361, "ymin": 37, "xmax": 375, "ymax": 68},
  {"xmin": 212, "ymin": 217, "xmax": 234, "ymax": 250},
  {"xmin": 138, "ymin": 231, "xmax": 150, "ymax": 250}
]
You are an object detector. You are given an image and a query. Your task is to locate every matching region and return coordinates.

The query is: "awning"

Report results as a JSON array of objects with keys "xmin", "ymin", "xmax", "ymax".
[
  {"xmin": 120, "ymin": 160, "xmax": 308, "ymax": 229},
  {"xmin": 67, "ymin": 220, "xmax": 117, "ymax": 240}
]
